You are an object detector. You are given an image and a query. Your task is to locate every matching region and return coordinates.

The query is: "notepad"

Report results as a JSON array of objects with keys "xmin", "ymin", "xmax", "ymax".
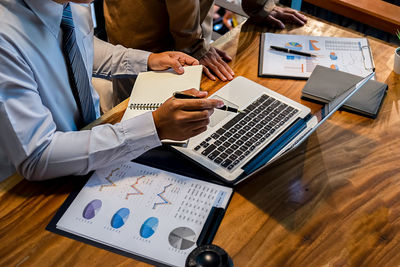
[{"xmin": 121, "ymin": 65, "xmax": 203, "ymax": 121}]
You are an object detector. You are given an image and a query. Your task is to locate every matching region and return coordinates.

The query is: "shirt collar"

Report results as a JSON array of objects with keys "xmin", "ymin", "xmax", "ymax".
[{"xmin": 23, "ymin": 0, "xmax": 64, "ymax": 38}]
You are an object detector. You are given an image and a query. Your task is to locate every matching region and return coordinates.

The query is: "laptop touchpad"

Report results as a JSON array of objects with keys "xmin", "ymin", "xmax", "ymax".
[{"xmin": 209, "ymin": 95, "xmax": 239, "ymax": 127}]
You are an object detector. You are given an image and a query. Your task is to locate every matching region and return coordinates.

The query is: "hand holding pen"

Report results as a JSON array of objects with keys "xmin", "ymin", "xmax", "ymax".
[
  {"xmin": 152, "ymin": 89, "xmax": 225, "ymax": 141},
  {"xmin": 173, "ymin": 91, "xmax": 245, "ymax": 113}
]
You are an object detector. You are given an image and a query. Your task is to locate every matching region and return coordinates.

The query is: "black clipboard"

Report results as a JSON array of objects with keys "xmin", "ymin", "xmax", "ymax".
[
  {"xmin": 46, "ymin": 150, "xmax": 234, "ymax": 267},
  {"xmin": 300, "ymin": 65, "xmax": 387, "ymax": 119}
]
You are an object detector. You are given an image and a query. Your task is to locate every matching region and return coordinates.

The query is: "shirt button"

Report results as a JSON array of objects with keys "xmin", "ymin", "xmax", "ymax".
[{"xmin": 144, "ymin": 145, "xmax": 150, "ymax": 150}]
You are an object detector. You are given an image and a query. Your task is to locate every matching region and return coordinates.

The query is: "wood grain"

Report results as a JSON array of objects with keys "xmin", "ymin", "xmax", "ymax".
[
  {"xmin": 303, "ymin": 0, "xmax": 400, "ymax": 34},
  {"xmin": 1, "ymin": 14, "xmax": 400, "ymax": 266}
]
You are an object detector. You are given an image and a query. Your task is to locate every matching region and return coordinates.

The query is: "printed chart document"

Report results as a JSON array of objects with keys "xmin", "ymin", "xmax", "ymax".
[
  {"xmin": 259, "ymin": 33, "xmax": 374, "ymax": 79},
  {"xmin": 56, "ymin": 162, "xmax": 232, "ymax": 267}
]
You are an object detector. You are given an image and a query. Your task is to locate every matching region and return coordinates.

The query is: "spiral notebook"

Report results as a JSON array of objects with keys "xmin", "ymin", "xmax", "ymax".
[{"xmin": 122, "ymin": 65, "xmax": 203, "ymax": 122}]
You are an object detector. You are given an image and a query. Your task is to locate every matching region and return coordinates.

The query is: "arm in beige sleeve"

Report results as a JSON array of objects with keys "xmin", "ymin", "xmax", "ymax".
[
  {"xmin": 242, "ymin": 0, "xmax": 278, "ymax": 20},
  {"xmin": 165, "ymin": 0, "xmax": 210, "ymax": 59}
]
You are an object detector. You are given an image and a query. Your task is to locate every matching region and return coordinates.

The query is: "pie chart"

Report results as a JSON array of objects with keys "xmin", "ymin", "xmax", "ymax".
[
  {"xmin": 82, "ymin": 199, "xmax": 102, "ymax": 220},
  {"xmin": 140, "ymin": 217, "xmax": 159, "ymax": 238},
  {"xmin": 111, "ymin": 208, "xmax": 130, "ymax": 229},
  {"xmin": 168, "ymin": 227, "xmax": 196, "ymax": 250},
  {"xmin": 330, "ymin": 52, "xmax": 338, "ymax": 60},
  {"xmin": 285, "ymin": 42, "xmax": 302, "ymax": 51}
]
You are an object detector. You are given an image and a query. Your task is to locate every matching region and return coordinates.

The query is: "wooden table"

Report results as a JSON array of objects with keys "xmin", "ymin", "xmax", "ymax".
[
  {"xmin": 1, "ymin": 15, "xmax": 399, "ymax": 266},
  {"xmin": 303, "ymin": 0, "xmax": 400, "ymax": 35}
]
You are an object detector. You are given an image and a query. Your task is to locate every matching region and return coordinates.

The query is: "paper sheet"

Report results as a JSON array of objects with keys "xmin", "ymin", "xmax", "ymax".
[
  {"xmin": 56, "ymin": 162, "xmax": 232, "ymax": 267},
  {"xmin": 260, "ymin": 33, "xmax": 374, "ymax": 78}
]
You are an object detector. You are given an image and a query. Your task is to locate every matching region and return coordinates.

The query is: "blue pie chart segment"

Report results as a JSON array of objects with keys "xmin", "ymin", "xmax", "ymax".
[
  {"xmin": 82, "ymin": 199, "xmax": 102, "ymax": 220},
  {"xmin": 111, "ymin": 208, "xmax": 130, "ymax": 229},
  {"xmin": 140, "ymin": 217, "xmax": 159, "ymax": 238}
]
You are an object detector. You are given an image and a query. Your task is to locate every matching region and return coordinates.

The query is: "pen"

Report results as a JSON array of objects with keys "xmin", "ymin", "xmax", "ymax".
[
  {"xmin": 270, "ymin": 45, "xmax": 317, "ymax": 57},
  {"xmin": 173, "ymin": 92, "xmax": 245, "ymax": 114}
]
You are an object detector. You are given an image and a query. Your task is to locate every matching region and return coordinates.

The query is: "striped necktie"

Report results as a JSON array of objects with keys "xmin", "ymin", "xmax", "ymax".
[{"xmin": 61, "ymin": 4, "xmax": 96, "ymax": 128}]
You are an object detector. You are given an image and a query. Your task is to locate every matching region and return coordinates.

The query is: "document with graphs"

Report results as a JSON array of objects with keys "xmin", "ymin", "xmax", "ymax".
[
  {"xmin": 55, "ymin": 162, "xmax": 232, "ymax": 267},
  {"xmin": 259, "ymin": 33, "xmax": 374, "ymax": 79}
]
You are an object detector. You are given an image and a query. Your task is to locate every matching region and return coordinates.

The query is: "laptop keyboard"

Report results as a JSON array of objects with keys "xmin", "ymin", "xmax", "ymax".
[{"xmin": 193, "ymin": 94, "xmax": 300, "ymax": 171}]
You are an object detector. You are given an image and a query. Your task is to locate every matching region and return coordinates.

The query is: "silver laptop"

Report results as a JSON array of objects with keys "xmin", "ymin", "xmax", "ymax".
[{"xmin": 173, "ymin": 72, "xmax": 374, "ymax": 184}]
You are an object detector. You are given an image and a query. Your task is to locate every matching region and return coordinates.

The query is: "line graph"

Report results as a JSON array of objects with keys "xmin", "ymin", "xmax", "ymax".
[
  {"xmin": 99, "ymin": 168, "xmax": 120, "ymax": 191},
  {"xmin": 152, "ymin": 184, "xmax": 172, "ymax": 209},
  {"xmin": 125, "ymin": 175, "xmax": 145, "ymax": 199}
]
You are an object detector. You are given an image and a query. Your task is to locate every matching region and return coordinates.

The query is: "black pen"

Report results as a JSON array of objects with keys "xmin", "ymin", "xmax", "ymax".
[
  {"xmin": 270, "ymin": 45, "xmax": 317, "ymax": 57},
  {"xmin": 173, "ymin": 92, "xmax": 245, "ymax": 114}
]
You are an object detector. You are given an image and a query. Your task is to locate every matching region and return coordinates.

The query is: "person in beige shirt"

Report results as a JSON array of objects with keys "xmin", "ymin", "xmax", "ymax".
[{"xmin": 104, "ymin": 0, "xmax": 306, "ymax": 82}]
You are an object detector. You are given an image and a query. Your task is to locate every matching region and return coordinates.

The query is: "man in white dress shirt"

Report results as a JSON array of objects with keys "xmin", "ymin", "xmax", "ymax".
[{"xmin": 0, "ymin": 0, "xmax": 224, "ymax": 181}]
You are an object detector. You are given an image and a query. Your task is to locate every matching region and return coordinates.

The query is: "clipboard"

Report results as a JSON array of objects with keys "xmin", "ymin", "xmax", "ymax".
[
  {"xmin": 47, "ymin": 161, "xmax": 233, "ymax": 267},
  {"xmin": 258, "ymin": 33, "xmax": 375, "ymax": 79}
]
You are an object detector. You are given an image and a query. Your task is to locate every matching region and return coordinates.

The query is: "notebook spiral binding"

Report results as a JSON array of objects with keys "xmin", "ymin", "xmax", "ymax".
[{"xmin": 129, "ymin": 103, "xmax": 162, "ymax": 110}]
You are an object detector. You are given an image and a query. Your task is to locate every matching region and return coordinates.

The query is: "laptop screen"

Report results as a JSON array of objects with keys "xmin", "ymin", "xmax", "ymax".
[
  {"xmin": 293, "ymin": 71, "xmax": 375, "ymax": 149},
  {"xmin": 239, "ymin": 71, "xmax": 375, "ymax": 182}
]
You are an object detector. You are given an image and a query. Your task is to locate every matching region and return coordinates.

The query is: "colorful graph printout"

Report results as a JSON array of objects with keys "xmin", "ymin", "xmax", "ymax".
[
  {"xmin": 56, "ymin": 162, "xmax": 232, "ymax": 267},
  {"xmin": 260, "ymin": 33, "xmax": 374, "ymax": 78}
]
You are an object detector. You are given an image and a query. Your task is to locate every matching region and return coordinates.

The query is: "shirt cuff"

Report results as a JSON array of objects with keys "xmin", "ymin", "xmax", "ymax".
[
  {"xmin": 119, "ymin": 111, "xmax": 161, "ymax": 158},
  {"xmin": 125, "ymin": 48, "xmax": 151, "ymax": 73}
]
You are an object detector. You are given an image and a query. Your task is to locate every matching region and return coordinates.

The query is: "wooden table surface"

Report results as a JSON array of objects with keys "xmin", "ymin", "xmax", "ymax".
[
  {"xmin": 1, "ymin": 15, "xmax": 400, "ymax": 267},
  {"xmin": 303, "ymin": 0, "xmax": 400, "ymax": 34}
]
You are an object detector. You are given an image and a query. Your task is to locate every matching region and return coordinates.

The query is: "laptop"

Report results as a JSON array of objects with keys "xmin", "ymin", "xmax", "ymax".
[{"xmin": 172, "ymin": 71, "xmax": 374, "ymax": 184}]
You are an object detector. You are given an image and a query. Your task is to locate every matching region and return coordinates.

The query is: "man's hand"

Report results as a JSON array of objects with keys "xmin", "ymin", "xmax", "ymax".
[
  {"xmin": 199, "ymin": 47, "xmax": 234, "ymax": 82},
  {"xmin": 152, "ymin": 89, "xmax": 224, "ymax": 141},
  {"xmin": 266, "ymin": 6, "xmax": 307, "ymax": 29},
  {"xmin": 148, "ymin": 51, "xmax": 199, "ymax": 74}
]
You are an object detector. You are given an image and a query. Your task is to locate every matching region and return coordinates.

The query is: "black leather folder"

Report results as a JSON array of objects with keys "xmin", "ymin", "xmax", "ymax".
[{"xmin": 301, "ymin": 65, "xmax": 388, "ymax": 118}]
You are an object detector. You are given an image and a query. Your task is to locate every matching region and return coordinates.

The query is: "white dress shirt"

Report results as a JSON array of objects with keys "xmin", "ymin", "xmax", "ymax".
[{"xmin": 0, "ymin": 0, "xmax": 162, "ymax": 180}]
